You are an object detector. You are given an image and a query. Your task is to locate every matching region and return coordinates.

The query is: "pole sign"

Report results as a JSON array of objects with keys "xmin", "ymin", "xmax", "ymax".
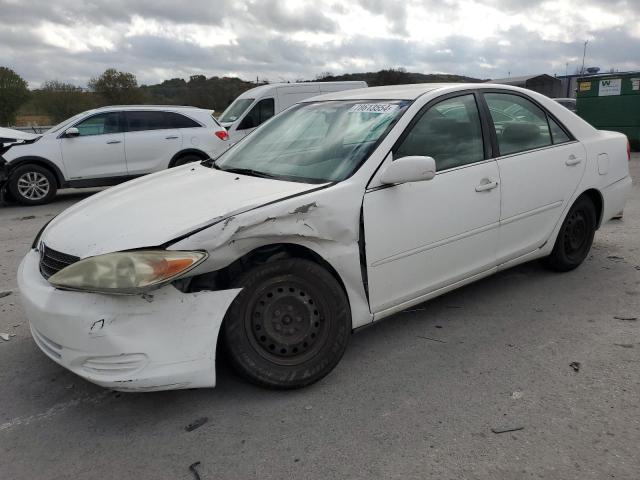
[{"xmin": 598, "ymin": 78, "xmax": 622, "ymax": 96}]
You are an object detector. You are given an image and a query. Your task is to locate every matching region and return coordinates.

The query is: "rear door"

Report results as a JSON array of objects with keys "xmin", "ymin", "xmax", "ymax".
[
  {"xmin": 482, "ymin": 92, "xmax": 587, "ymax": 263},
  {"xmin": 123, "ymin": 111, "xmax": 183, "ymax": 174},
  {"xmin": 363, "ymin": 93, "xmax": 501, "ymax": 314},
  {"xmin": 59, "ymin": 111, "xmax": 126, "ymax": 179}
]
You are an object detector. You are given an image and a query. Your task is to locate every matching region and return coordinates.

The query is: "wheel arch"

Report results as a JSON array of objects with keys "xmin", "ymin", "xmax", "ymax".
[
  {"xmin": 168, "ymin": 148, "xmax": 210, "ymax": 168},
  {"xmin": 580, "ymin": 188, "xmax": 604, "ymax": 228},
  {"xmin": 8, "ymin": 156, "xmax": 65, "ymax": 188},
  {"xmin": 183, "ymin": 242, "xmax": 349, "ymax": 299}
]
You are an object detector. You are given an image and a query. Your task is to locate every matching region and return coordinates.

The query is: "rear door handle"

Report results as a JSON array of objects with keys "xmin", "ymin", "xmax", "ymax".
[
  {"xmin": 165, "ymin": 135, "xmax": 179, "ymax": 140},
  {"xmin": 566, "ymin": 155, "xmax": 582, "ymax": 166},
  {"xmin": 475, "ymin": 178, "xmax": 499, "ymax": 192},
  {"xmin": 106, "ymin": 140, "xmax": 122, "ymax": 144}
]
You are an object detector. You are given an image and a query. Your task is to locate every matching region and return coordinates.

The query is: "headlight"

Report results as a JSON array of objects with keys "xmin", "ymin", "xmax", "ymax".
[{"xmin": 48, "ymin": 250, "xmax": 207, "ymax": 294}]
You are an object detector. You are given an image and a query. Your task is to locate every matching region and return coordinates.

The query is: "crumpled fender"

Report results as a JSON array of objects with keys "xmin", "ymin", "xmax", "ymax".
[{"xmin": 170, "ymin": 181, "xmax": 374, "ymax": 329}]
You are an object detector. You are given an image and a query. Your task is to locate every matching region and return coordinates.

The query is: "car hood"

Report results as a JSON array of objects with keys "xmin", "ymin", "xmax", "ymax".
[
  {"xmin": 42, "ymin": 163, "xmax": 322, "ymax": 258},
  {"xmin": 0, "ymin": 127, "xmax": 40, "ymax": 143}
]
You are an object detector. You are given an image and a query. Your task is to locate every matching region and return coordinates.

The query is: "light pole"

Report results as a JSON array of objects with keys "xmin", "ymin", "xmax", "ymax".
[{"xmin": 580, "ymin": 40, "xmax": 589, "ymax": 75}]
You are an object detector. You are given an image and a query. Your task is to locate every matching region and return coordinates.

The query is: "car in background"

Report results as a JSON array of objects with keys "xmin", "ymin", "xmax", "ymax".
[
  {"xmin": 553, "ymin": 98, "xmax": 577, "ymax": 112},
  {"xmin": 0, "ymin": 106, "xmax": 229, "ymax": 205},
  {"xmin": 218, "ymin": 81, "xmax": 367, "ymax": 142},
  {"xmin": 18, "ymin": 83, "xmax": 631, "ymax": 392}
]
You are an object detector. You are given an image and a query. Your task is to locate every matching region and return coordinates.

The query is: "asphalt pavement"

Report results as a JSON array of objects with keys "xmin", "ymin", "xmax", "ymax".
[{"xmin": 0, "ymin": 159, "xmax": 638, "ymax": 480}]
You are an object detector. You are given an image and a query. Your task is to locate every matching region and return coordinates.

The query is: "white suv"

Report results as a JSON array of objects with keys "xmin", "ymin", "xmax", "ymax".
[{"xmin": 0, "ymin": 105, "xmax": 229, "ymax": 205}]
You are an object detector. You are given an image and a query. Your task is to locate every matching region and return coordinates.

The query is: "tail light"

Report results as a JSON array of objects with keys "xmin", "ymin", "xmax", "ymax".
[
  {"xmin": 215, "ymin": 130, "xmax": 229, "ymax": 141},
  {"xmin": 627, "ymin": 139, "xmax": 631, "ymax": 161}
]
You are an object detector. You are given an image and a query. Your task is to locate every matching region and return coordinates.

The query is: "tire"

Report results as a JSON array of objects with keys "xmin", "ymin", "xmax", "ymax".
[
  {"xmin": 171, "ymin": 154, "xmax": 202, "ymax": 167},
  {"xmin": 543, "ymin": 195, "xmax": 597, "ymax": 272},
  {"xmin": 8, "ymin": 164, "xmax": 57, "ymax": 206},
  {"xmin": 222, "ymin": 258, "xmax": 351, "ymax": 389}
]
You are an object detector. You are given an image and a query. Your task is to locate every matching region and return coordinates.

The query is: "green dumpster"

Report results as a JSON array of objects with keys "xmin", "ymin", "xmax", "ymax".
[{"xmin": 576, "ymin": 73, "xmax": 640, "ymax": 150}]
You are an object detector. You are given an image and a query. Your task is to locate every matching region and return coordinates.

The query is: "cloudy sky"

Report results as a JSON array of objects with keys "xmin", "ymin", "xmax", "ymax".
[{"xmin": 1, "ymin": 0, "xmax": 639, "ymax": 88}]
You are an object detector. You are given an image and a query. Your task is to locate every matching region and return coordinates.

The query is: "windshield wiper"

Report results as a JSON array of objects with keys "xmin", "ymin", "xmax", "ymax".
[
  {"xmin": 202, "ymin": 158, "xmax": 219, "ymax": 169},
  {"xmin": 220, "ymin": 167, "xmax": 279, "ymax": 179}
]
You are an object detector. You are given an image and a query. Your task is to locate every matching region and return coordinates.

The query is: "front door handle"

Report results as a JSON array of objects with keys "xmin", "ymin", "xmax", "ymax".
[
  {"xmin": 566, "ymin": 155, "xmax": 582, "ymax": 166},
  {"xmin": 106, "ymin": 140, "xmax": 122, "ymax": 144},
  {"xmin": 165, "ymin": 135, "xmax": 179, "ymax": 140},
  {"xmin": 475, "ymin": 178, "xmax": 499, "ymax": 192}
]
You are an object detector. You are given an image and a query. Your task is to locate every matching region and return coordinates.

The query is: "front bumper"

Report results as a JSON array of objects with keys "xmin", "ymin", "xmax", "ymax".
[
  {"xmin": 17, "ymin": 249, "xmax": 240, "ymax": 392},
  {"xmin": 0, "ymin": 157, "xmax": 8, "ymax": 194}
]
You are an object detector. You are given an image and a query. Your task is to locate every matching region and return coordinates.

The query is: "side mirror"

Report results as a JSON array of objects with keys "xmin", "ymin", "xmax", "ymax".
[
  {"xmin": 64, "ymin": 127, "xmax": 79, "ymax": 138},
  {"xmin": 380, "ymin": 155, "xmax": 436, "ymax": 185}
]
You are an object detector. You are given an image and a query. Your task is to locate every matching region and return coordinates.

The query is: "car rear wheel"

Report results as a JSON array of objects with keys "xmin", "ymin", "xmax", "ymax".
[
  {"xmin": 543, "ymin": 195, "xmax": 597, "ymax": 272},
  {"xmin": 222, "ymin": 258, "xmax": 351, "ymax": 389},
  {"xmin": 8, "ymin": 164, "xmax": 57, "ymax": 206}
]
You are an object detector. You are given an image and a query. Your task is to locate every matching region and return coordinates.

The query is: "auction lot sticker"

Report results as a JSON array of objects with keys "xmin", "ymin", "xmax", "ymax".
[
  {"xmin": 599, "ymin": 78, "xmax": 622, "ymax": 96},
  {"xmin": 349, "ymin": 104, "xmax": 399, "ymax": 114}
]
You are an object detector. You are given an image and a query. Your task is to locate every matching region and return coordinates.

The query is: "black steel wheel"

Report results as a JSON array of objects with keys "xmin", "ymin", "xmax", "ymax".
[
  {"xmin": 222, "ymin": 258, "xmax": 351, "ymax": 389},
  {"xmin": 543, "ymin": 195, "xmax": 597, "ymax": 272}
]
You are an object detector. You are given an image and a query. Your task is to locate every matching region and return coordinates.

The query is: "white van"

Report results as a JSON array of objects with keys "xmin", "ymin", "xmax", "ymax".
[{"xmin": 217, "ymin": 81, "xmax": 367, "ymax": 142}]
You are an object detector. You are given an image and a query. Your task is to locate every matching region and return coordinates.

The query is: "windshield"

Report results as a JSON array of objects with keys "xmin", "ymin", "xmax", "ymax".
[
  {"xmin": 215, "ymin": 100, "xmax": 410, "ymax": 183},
  {"xmin": 219, "ymin": 98, "xmax": 255, "ymax": 124},
  {"xmin": 45, "ymin": 112, "xmax": 88, "ymax": 134}
]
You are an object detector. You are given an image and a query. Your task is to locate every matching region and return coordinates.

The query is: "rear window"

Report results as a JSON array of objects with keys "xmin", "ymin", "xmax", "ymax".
[{"xmin": 126, "ymin": 111, "xmax": 200, "ymax": 132}]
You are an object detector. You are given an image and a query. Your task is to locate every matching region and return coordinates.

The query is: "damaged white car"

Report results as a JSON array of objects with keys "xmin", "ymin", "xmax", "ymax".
[{"xmin": 18, "ymin": 84, "xmax": 631, "ymax": 391}]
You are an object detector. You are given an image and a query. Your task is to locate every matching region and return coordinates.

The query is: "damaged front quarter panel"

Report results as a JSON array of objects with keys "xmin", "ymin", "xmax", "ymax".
[{"xmin": 169, "ymin": 181, "xmax": 374, "ymax": 329}]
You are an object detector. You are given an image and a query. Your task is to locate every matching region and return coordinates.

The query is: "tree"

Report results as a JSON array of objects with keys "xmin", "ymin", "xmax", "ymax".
[
  {"xmin": 0, "ymin": 66, "xmax": 30, "ymax": 126},
  {"xmin": 372, "ymin": 68, "xmax": 412, "ymax": 86},
  {"xmin": 88, "ymin": 68, "xmax": 144, "ymax": 105},
  {"xmin": 35, "ymin": 81, "xmax": 94, "ymax": 123}
]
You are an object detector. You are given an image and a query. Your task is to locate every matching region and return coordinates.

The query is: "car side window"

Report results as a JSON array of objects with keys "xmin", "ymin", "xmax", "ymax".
[
  {"xmin": 163, "ymin": 112, "xmax": 201, "ymax": 129},
  {"xmin": 74, "ymin": 113, "xmax": 122, "ymax": 136},
  {"xmin": 238, "ymin": 98, "xmax": 275, "ymax": 130},
  {"xmin": 394, "ymin": 94, "xmax": 485, "ymax": 171},
  {"xmin": 484, "ymin": 93, "xmax": 552, "ymax": 156},
  {"xmin": 549, "ymin": 117, "xmax": 571, "ymax": 144},
  {"xmin": 126, "ymin": 111, "xmax": 170, "ymax": 132}
]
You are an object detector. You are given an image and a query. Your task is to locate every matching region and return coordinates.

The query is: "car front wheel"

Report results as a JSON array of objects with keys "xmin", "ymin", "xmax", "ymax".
[
  {"xmin": 222, "ymin": 258, "xmax": 351, "ymax": 389},
  {"xmin": 543, "ymin": 195, "xmax": 597, "ymax": 272},
  {"xmin": 8, "ymin": 164, "xmax": 57, "ymax": 205}
]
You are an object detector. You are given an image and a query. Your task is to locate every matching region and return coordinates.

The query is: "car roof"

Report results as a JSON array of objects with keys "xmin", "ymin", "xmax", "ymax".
[
  {"xmin": 92, "ymin": 105, "xmax": 207, "ymax": 112},
  {"xmin": 302, "ymin": 82, "xmax": 547, "ymax": 102},
  {"xmin": 303, "ymin": 83, "xmax": 481, "ymax": 101},
  {"xmin": 236, "ymin": 81, "xmax": 368, "ymax": 99}
]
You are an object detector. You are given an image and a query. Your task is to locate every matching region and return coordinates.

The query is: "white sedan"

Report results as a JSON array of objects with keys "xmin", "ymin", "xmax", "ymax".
[{"xmin": 17, "ymin": 83, "xmax": 631, "ymax": 391}]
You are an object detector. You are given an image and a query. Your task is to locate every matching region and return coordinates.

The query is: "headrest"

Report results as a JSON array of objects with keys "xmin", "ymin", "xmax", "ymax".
[{"xmin": 502, "ymin": 123, "xmax": 541, "ymax": 143}]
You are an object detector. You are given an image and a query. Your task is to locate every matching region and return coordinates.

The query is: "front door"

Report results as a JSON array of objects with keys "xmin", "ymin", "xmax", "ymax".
[
  {"xmin": 233, "ymin": 97, "xmax": 276, "ymax": 141},
  {"xmin": 364, "ymin": 94, "xmax": 501, "ymax": 314},
  {"xmin": 59, "ymin": 112, "xmax": 126, "ymax": 180},
  {"xmin": 482, "ymin": 92, "xmax": 587, "ymax": 262}
]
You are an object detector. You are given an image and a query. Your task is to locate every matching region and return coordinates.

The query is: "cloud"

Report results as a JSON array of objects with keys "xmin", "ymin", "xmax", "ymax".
[{"xmin": 0, "ymin": 0, "xmax": 638, "ymax": 87}]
